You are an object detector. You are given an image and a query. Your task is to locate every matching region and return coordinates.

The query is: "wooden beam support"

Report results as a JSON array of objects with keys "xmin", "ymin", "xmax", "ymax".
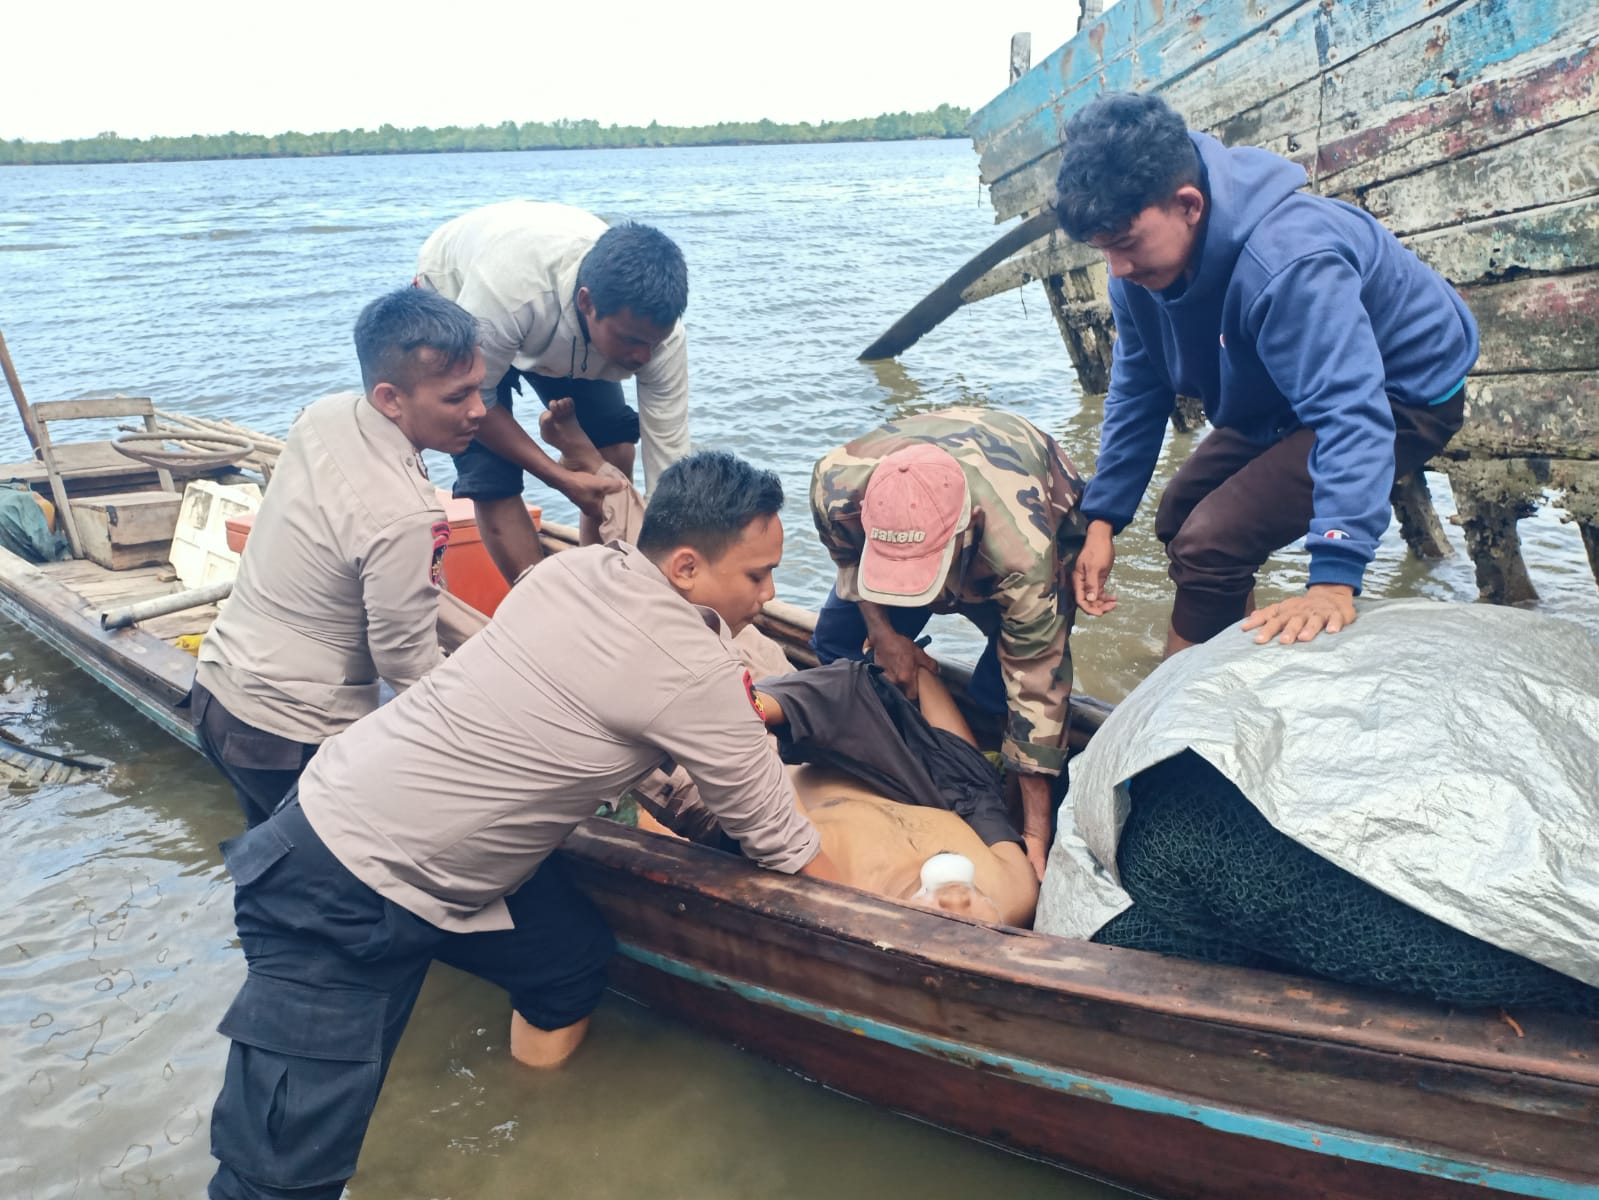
[
  {"xmin": 1009, "ymin": 33, "xmax": 1031, "ymax": 85},
  {"xmin": 0, "ymin": 329, "xmax": 39, "ymax": 453},
  {"xmin": 1390, "ymin": 469, "xmax": 1454, "ymax": 562},
  {"xmin": 1043, "ymin": 274, "xmax": 1113, "ymax": 395}
]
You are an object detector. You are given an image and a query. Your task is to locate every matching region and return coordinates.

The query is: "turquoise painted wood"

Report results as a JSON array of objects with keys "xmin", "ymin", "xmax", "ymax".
[
  {"xmin": 621, "ymin": 944, "xmax": 1597, "ymax": 1200},
  {"xmin": 970, "ymin": 0, "xmax": 1598, "ymax": 223}
]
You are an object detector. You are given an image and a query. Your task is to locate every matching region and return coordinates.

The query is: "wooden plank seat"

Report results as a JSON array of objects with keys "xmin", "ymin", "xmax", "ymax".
[{"xmin": 30, "ymin": 396, "xmax": 177, "ymax": 563}]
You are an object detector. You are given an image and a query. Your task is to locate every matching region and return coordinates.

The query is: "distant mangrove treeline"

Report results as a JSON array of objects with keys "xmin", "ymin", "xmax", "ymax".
[{"xmin": 1, "ymin": 106, "xmax": 972, "ymax": 166}]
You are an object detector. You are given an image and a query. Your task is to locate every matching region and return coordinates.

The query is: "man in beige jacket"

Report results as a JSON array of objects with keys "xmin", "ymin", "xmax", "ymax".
[
  {"xmin": 191, "ymin": 288, "xmax": 486, "ymax": 827},
  {"xmin": 205, "ymin": 449, "xmax": 838, "ymax": 1200}
]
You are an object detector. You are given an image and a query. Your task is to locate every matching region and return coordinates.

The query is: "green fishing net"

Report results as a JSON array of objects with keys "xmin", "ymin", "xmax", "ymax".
[{"xmin": 1091, "ymin": 751, "xmax": 1599, "ymax": 1017}]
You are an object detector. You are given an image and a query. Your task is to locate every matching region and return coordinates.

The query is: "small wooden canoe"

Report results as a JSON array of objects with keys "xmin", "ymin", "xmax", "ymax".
[{"xmin": 1, "ymin": 523, "xmax": 1594, "ymax": 1200}]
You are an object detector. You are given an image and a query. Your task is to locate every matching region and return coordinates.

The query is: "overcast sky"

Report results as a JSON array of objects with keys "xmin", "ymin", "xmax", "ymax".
[{"xmin": 3, "ymin": 1, "xmax": 1085, "ymax": 142}]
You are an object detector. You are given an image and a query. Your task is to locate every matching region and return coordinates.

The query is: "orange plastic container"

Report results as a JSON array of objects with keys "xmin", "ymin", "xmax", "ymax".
[
  {"xmin": 221, "ymin": 494, "xmax": 541, "ymax": 618},
  {"xmin": 436, "ymin": 491, "xmax": 541, "ymax": 617},
  {"xmin": 224, "ymin": 513, "xmax": 254, "ymax": 554}
]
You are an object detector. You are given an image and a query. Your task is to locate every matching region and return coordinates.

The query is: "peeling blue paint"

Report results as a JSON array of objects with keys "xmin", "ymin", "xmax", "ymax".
[
  {"xmin": 971, "ymin": 0, "xmax": 1588, "ymax": 209},
  {"xmin": 1406, "ymin": 0, "xmax": 1565, "ymax": 102}
]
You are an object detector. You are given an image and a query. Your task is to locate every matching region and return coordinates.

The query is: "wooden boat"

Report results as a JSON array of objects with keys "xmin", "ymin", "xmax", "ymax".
[
  {"xmin": 875, "ymin": 0, "xmax": 1599, "ymax": 606},
  {"xmin": 1, "ymin": 448, "xmax": 1595, "ymax": 1199}
]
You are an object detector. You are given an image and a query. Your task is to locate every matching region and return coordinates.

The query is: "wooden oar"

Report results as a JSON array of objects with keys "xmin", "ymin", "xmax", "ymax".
[{"xmin": 858, "ymin": 210, "xmax": 1058, "ymax": 361}]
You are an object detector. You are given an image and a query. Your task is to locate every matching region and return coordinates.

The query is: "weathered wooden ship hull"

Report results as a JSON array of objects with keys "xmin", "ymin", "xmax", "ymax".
[
  {"xmin": 962, "ymin": 0, "xmax": 1599, "ymax": 604},
  {"xmin": 2, "ymin": 536, "xmax": 1595, "ymax": 1200}
]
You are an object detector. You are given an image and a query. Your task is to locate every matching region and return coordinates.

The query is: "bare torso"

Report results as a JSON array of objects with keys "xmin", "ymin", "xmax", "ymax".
[{"xmin": 789, "ymin": 764, "xmax": 1037, "ymax": 926}]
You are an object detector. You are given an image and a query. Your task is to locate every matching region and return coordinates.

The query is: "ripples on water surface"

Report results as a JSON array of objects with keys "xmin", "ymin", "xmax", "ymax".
[{"xmin": 1, "ymin": 140, "xmax": 1594, "ymax": 1197}]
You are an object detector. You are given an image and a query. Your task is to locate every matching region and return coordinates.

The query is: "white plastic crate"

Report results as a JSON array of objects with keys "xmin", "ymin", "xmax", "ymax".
[{"xmin": 169, "ymin": 480, "xmax": 261, "ymax": 588}]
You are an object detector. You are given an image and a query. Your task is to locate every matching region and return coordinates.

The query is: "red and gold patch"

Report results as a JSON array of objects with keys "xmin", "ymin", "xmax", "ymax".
[
  {"xmin": 430, "ymin": 520, "xmax": 450, "ymax": 587},
  {"xmin": 742, "ymin": 669, "xmax": 765, "ymax": 720}
]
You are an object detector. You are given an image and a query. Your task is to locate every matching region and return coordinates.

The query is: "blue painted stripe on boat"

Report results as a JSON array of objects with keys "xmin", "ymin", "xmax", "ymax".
[{"xmin": 618, "ymin": 944, "xmax": 1595, "ymax": 1199}]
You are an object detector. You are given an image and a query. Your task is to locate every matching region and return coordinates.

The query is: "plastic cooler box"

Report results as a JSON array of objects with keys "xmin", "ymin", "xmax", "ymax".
[{"xmin": 224, "ymin": 490, "xmax": 540, "ymax": 617}]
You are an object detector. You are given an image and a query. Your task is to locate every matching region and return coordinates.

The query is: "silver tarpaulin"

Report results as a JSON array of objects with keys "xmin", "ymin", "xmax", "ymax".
[{"xmin": 1037, "ymin": 599, "xmax": 1599, "ymax": 988}]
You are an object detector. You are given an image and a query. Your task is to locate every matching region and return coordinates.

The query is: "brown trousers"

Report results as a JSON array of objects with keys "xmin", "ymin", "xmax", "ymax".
[{"xmin": 1155, "ymin": 393, "xmax": 1464, "ymax": 643}]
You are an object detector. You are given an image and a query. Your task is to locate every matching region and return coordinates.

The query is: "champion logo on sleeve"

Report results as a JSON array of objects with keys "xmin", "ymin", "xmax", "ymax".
[{"xmin": 1321, "ymin": 529, "xmax": 1350, "ymax": 540}]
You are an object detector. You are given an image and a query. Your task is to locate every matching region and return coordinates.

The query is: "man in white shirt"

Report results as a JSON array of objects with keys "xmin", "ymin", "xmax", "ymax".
[
  {"xmin": 191, "ymin": 288, "xmax": 486, "ymax": 826},
  {"xmin": 415, "ymin": 200, "xmax": 691, "ymax": 583}
]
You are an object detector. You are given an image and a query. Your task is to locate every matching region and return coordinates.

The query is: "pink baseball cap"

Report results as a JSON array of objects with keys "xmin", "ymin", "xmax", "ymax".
[{"xmin": 857, "ymin": 444, "xmax": 971, "ymax": 606}]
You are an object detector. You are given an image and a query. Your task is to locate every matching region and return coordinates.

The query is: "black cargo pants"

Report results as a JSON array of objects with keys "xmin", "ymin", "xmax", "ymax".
[
  {"xmin": 190, "ymin": 681, "xmax": 317, "ymax": 828},
  {"xmin": 207, "ymin": 798, "xmax": 614, "ymax": 1199}
]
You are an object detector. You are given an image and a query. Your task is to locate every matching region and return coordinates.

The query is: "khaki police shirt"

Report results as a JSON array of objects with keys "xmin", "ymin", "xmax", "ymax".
[
  {"xmin": 299, "ymin": 541, "xmax": 822, "ymax": 933},
  {"xmin": 196, "ymin": 392, "xmax": 445, "ymax": 744},
  {"xmin": 415, "ymin": 199, "xmax": 691, "ymax": 492}
]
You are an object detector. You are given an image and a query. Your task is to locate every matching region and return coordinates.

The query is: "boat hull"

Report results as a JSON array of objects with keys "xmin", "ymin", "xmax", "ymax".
[{"xmin": 561, "ymin": 819, "xmax": 1598, "ymax": 1200}]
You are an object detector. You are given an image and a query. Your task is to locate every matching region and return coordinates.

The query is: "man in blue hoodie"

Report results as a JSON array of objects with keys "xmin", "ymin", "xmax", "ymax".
[{"xmin": 1053, "ymin": 93, "xmax": 1478, "ymax": 653}]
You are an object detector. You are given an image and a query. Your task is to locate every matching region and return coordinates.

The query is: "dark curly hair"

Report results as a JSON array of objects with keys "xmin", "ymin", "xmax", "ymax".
[{"xmin": 1052, "ymin": 92, "xmax": 1201, "ymax": 242}]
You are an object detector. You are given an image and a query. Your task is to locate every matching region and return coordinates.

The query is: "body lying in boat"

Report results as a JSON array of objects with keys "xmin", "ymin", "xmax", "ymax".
[
  {"xmin": 638, "ymin": 664, "xmax": 1040, "ymax": 929},
  {"xmin": 549, "ymin": 405, "xmax": 1041, "ymax": 928}
]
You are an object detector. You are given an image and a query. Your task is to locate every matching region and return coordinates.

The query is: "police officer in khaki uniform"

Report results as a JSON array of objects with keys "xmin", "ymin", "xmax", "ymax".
[
  {"xmin": 204, "ymin": 450, "xmax": 840, "ymax": 1199},
  {"xmin": 190, "ymin": 288, "xmax": 487, "ymax": 827}
]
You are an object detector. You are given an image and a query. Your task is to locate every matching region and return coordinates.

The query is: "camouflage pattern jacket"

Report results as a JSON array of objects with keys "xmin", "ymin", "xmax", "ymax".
[{"xmin": 810, "ymin": 408, "xmax": 1087, "ymax": 775}]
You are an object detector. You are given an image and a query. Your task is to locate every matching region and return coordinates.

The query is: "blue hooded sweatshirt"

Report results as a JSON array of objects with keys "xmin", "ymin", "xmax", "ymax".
[{"xmin": 1079, "ymin": 132, "xmax": 1479, "ymax": 589}]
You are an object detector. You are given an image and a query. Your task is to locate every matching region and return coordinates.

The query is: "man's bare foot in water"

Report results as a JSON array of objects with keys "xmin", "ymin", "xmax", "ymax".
[{"xmin": 539, "ymin": 397, "xmax": 624, "ymax": 520}]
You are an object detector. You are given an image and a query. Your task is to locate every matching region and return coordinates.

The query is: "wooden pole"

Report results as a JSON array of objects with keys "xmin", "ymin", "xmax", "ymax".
[
  {"xmin": 100, "ymin": 579, "xmax": 233, "ymax": 630},
  {"xmin": 1009, "ymin": 33, "xmax": 1032, "ymax": 85},
  {"xmin": 859, "ymin": 210, "xmax": 1059, "ymax": 361},
  {"xmin": 153, "ymin": 407, "xmax": 285, "ymax": 454},
  {"xmin": 0, "ymin": 330, "xmax": 40, "ymax": 454}
]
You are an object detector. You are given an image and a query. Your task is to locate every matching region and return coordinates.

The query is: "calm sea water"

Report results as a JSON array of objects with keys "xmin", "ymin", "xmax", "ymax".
[{"xmin": 1, "ymin": 140, "xmax": 1595, "ymax": 1199}]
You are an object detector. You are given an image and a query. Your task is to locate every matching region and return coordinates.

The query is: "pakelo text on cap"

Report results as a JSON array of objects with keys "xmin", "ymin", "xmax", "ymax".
[{"xmin": 869, "ymin": 528, "xmax": 928, "ymax": 543}]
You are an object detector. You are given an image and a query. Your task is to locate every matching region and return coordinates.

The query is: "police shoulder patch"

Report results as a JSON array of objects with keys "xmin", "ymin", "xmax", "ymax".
[
  {"xmin": 430, "ymin": 520, "xmax": 450, "ymax": 587},
  {"xmin": 742, "ymin": 669, "xmax": 765, "ymax": 720}
]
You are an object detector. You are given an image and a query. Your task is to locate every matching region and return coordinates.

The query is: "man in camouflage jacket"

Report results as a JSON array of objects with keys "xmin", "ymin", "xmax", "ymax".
[{"xmin": 809, "ymin": 408, "xmax": 1088, "ymax": 877}]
